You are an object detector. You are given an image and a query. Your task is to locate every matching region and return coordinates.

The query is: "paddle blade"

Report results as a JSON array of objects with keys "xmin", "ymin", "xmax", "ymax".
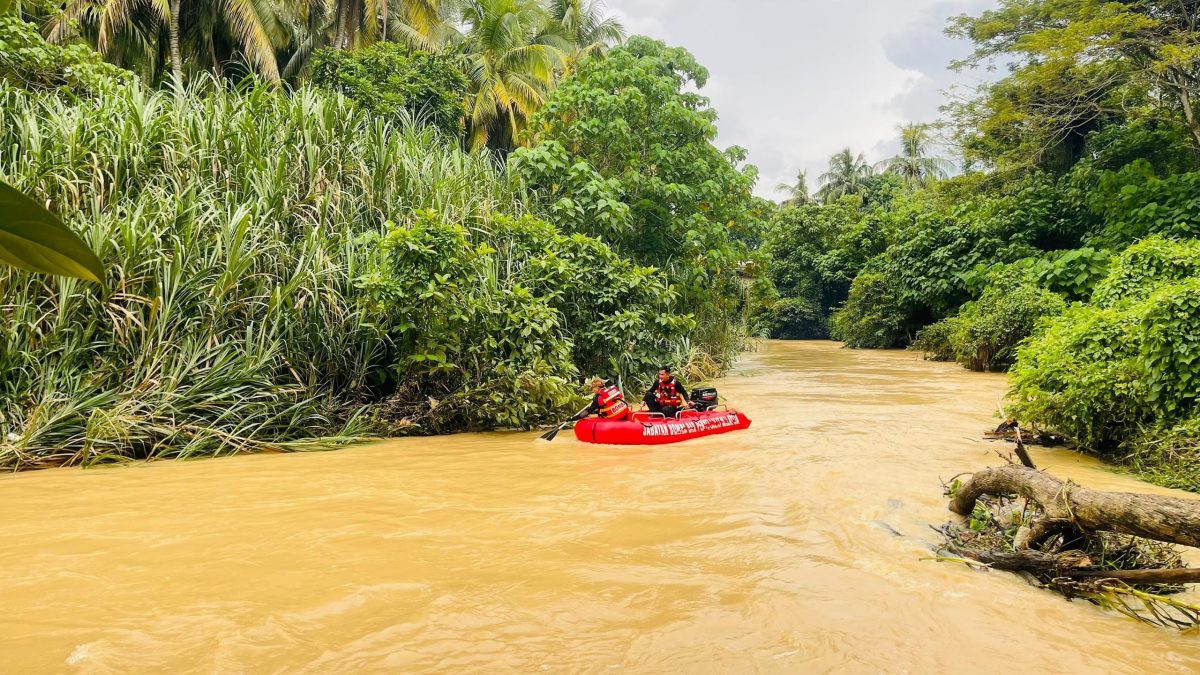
[{"xmin": 540, "ymin": 426, "xmax": 562, "ymax": 442}]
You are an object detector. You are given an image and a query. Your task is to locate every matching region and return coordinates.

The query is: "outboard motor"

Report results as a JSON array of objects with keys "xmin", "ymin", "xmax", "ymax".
[{"xmin": 689, "ymin": 387, "xmax": 719, "ymax": 412}]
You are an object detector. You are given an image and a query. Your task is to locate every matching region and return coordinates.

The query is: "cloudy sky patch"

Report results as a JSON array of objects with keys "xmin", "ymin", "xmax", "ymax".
[{"xmin": 604, "ymin": 0, "xmax": 997, "ymax": 199}]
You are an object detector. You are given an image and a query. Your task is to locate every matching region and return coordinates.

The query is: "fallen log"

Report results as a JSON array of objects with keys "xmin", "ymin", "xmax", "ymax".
[
  {"xmin": 953, "ymin": 547, "xmax": 1092, "ymax": 572},
  {"xmin": 950, "ymin": 548, "xmax": 1200, "ymax": 584},
  {"xmin": 949, "ymin": 466, "xmax": 1200, "ymax": 549},
  {"xmin": 1065, "ymin": 568, "xmax": 1200, "ymax": 585}
]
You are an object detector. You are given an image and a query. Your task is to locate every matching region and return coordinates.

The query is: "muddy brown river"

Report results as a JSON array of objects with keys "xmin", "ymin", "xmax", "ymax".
[{"xmin": 1, "ymin": 341, "xmax": 1196, "ymax": 672}]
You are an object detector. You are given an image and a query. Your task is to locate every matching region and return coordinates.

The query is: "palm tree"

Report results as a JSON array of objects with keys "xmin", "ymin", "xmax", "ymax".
[
  {"xmin": 876, "ymin": 123, "xmax": 955, "ymax": 189},
  {"xmin": 278, "ymin": 0, "xmax": 451, "ymax": 79},
  {"xmin": 50, "ymin": 0, "xmax": 283, "ymax": 83},
  {"xmin": 816, "ymin": 148, "xmax": 873, "ymax": 203},
  {"xmin": 386, "ymin": 0, "xmax": 456, "ymax": 49},
  {"xmin": 454, "ymin": 0, "xmax": 568, "ymax": 150},
  {"xmin": 775, "ymin": 170, "xmax": 811, "ymax": 206},
  {"xmin": 546, "ymin": 0, "xmax": 624, "ymax": 69},
  {"xmin": 330, "ymin": 0, "xmax": 384, "ymax": 50}
]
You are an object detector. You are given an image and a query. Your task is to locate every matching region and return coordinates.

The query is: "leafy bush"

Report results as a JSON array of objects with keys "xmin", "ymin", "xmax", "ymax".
[
  {"xmin": 754, "ymin": 296, "xmax": 827, "ymax": 340},
  {"xmin": 311, "ymin": 43, "xmax": 467, "ymax": 137},
  {"xmin": 1140, "ymin": 279, "xmax": 1200, "ymax": 417},
  {"xmin": 911, "ymin": 318, "xmax": 957, "ymax": 362},
  {"xmin": 1092, "ymin": 235, "xmax": 1200, "ymax": 307},
  {"xmin": 357, "ymin": 211, "xmax": 693, "ymax": 431},
  {"xmin": 1008, "ymin": 236, "xmax": 1200, "ymax": 469},
  {"xmin": 357, "ymin": 213, "xmax": 576, "ymax": 431},
  {"xmin": 875, "ymin": 199, "xmax": 1037, "ymax": 323},
  {"xmin": 1025, "ymin": 247, "xmax": 1111, "ymax": 300},
  {"xmin": 509, "ymin": 140, "xmax": 631, "ymax": 241},
  {"xmin": 0, "ymin": 15, "xmax": 133, "ymax": 95},
  {"xmin": 830, "ymin": 272, "xmax": 909, "ymax": 348},
  {"xmin": 1087, "ymin": 162, "xmax": 1200, "ymax": 246},
  {"xmin": 1008, "ymin": 303, "xmax": 1151, "ymax": 451},
  {"xmin": 913, "ymin": 270, "xmax": 1065, "ymax": 371}
]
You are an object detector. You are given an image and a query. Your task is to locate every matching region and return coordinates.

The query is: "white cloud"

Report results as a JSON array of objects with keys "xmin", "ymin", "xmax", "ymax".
[{"xmin": 603, "ymin": 0, "xmax": 998, "ymax": 199}]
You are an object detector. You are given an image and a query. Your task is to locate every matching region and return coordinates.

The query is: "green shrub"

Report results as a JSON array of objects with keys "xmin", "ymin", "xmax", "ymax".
[
  {"xmin": 357, "ymin": 213, "xmax": 576, "ymax": 431},
  {"xmin": 830, "ymin": 272, "xmax": 909, "ymax": 348},
  {"xmin": 911, "ymin": 317, "xmax": 958, "ymax": 362},
  {"xmin": 914, "ymin": 271, "xmax": 1066, "ymax": 371},
  {"xmin": 1026, "ymin": 247, "xmax": 1112, "ymax": 300},
  {"xmin": 1088, "ymin": 162, "xmax": 1200, "ymax": 246},
  {"xmin": 509, "ymin": 141, "xmax": 631, "ymax": 241},
  {"xmin": 1008, "ymin": 303, "xmax": 1151, "ymax": 451},
  {"xmin": 1140, "ymin": 279, "xmax": 1200, "ymax": 417},
  {"xmin": 754, "ymin": 296, "xmax": 827, "ymax": 340},
  {"xmin": 311, "ymin": 43, "xmax": 467, "ymax": 137},
  {"xmin": 0, "ymin": 15, "xmax": 133, "ymax": 95},
  {"xmin": 356, "ymin": 211, "xmax": 694, "ymax": 431},
  {"xmin": 1008, "ymin": 238, "xmax": 1200, "ymax": 463},
  {"xmin": 1092, "ymin": 235, "xmax": 1200, "ymax": 307}
]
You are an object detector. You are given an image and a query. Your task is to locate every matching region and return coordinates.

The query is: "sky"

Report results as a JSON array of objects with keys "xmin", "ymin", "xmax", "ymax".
[{"xmin": 603, "ymin": 0, "xmax": 998, "ymax": 199}]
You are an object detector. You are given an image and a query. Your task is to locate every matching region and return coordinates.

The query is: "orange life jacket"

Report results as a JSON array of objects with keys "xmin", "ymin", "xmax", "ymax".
[
  {"xmin": 654, "ymin": 378, "xmax": 683, "ymax": 407},
  {"xmin": 597, "ymin": 385, "xmax": 631, "ymax": 419}
]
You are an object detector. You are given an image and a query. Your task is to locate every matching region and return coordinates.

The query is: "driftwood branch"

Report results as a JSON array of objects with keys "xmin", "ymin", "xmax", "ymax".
[
  {"xmin": 1065, "ymin": 568, "xmax": 1200, "ymax": 585},
  {"xmin": 953, "ymin": 547, "xmax": 1092, "ymax": 572},
  {"xmin": 950, "ymin": 466, "xmax": 1200, "ymax": 548},
  {"xmin": 1013, "ymin": 518, "xmax": 1077, "ymax": 551},
  {"xmin": 952, "ymin": 547, "xmax": 1200, "ymax": 585}
]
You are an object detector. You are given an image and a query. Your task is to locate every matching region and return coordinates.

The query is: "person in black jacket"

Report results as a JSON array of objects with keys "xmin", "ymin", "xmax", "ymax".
[{"xmin": 643, "ymin": 365, "xmax": 691, "ymax": 418}]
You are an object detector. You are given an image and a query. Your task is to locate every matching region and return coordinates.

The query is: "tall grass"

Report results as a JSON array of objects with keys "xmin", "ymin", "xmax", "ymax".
[{"xmin": 0, "ymin": 79, "xmax": 524, "ymax": 469}]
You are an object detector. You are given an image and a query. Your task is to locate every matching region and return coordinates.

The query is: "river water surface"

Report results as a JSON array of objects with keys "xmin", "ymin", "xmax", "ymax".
[{"xmin": 1, "ymin": 341, "xmax": 1197, "ymax": 673}]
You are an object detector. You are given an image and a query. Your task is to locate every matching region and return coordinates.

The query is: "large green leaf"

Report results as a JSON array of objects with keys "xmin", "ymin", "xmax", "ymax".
[{"xmin": 0, "ymin": 180, "xmax": 104, "ymax": 282}]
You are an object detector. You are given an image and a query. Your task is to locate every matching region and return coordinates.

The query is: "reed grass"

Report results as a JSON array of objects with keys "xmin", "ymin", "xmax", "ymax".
[{"xmin": 0, "ymin": 78, "xmax": 525, "ymax": 469}]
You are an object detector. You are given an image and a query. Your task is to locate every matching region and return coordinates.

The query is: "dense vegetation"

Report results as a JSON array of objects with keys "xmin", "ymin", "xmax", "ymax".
[
  {"xmin": 33, "ymin": 0, "xmax": 625, "ymax": 150},
  {"xmin": 0, "ymin": 1, "xmax": 759, "ymax": 469},
  {"xmin": 756, "ymin": 0, "xmax": 1200, "ymax": 490}
]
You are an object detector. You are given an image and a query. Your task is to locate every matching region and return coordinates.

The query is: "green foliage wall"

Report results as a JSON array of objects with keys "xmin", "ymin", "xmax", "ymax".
[
  {"xmin": 752, "ymin": 200, "xmax": 871, "ymax": 339},
  {"xmin": 1009, "ymin": 238, "xmax": 1200, "ymax": 453},
  {"xmin": 914, "ymin": 270, "xmax": 1066, "ymax": 371},
  {"xmin": 357, "ymin": 211, "xmax": 691, "ymax": 430},
  {"xmin": 0, "ymin": 78, "xmax": 692, "ymax": 468},
  {"xmin": 830, "ymin": 272, "xmax": 908, "ymax": 348},
  {"xmin": 311, "ymin": 43, "xmax": 468, "ymax": 137},
  {"xmin": 512, "ymin": 36, "xmax": 761, "ymax": 366}
]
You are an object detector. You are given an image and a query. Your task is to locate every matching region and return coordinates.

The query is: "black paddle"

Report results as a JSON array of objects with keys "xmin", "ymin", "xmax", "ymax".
[{"xmin": 540, "ymin": 406, "xmax": 590, "ymax": 441}]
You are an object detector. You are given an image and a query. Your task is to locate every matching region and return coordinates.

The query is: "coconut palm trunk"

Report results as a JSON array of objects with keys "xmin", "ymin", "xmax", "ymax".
[{"xmin": 169, "ymin": 0, "xmax": 183, "ymax": 81}]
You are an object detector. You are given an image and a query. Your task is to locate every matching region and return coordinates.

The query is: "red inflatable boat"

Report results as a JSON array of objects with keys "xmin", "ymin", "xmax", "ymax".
[{"xmin": 573, "ymin": 409, "xmax": 752, "ymax": 445}]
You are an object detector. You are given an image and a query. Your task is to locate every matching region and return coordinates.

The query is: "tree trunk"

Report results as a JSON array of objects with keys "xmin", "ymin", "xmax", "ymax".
[
  {"xmin": 169, "ymin": 0, "xmax": 183, "ymax": 83},
  {"xmin": 380, "ymin": 0, "xmax": 387, "ymax": 42},
  {"xmin": 335, "ymin": 0, "xmax": 349, "ymax": 50},
  {"xmin": 949, "ymin": 466, "xmax": 1200, "ymax": 548},
  {"xmin": 1171, "ymin": 70, "xmax": 1200, "ymax": 151}
]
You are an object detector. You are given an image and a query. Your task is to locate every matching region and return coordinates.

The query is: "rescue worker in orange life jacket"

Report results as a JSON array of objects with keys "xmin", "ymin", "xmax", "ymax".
[
  {"xmin": 585, "ymin": 377, "xmax": 632, "ymax": 421},
  {"xmin": 643, "ymin": 365, "xmax": 691, "ymax": 418}
]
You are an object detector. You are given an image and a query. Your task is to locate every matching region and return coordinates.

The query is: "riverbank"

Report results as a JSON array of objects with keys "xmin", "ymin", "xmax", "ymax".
[
  {"xmin": 1, "ymin": 341, "xmax": 1195, "ymax": 672},
  {"xmin": 0, "ymin": 79, "xmax": 748, "ymax": 470}
]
